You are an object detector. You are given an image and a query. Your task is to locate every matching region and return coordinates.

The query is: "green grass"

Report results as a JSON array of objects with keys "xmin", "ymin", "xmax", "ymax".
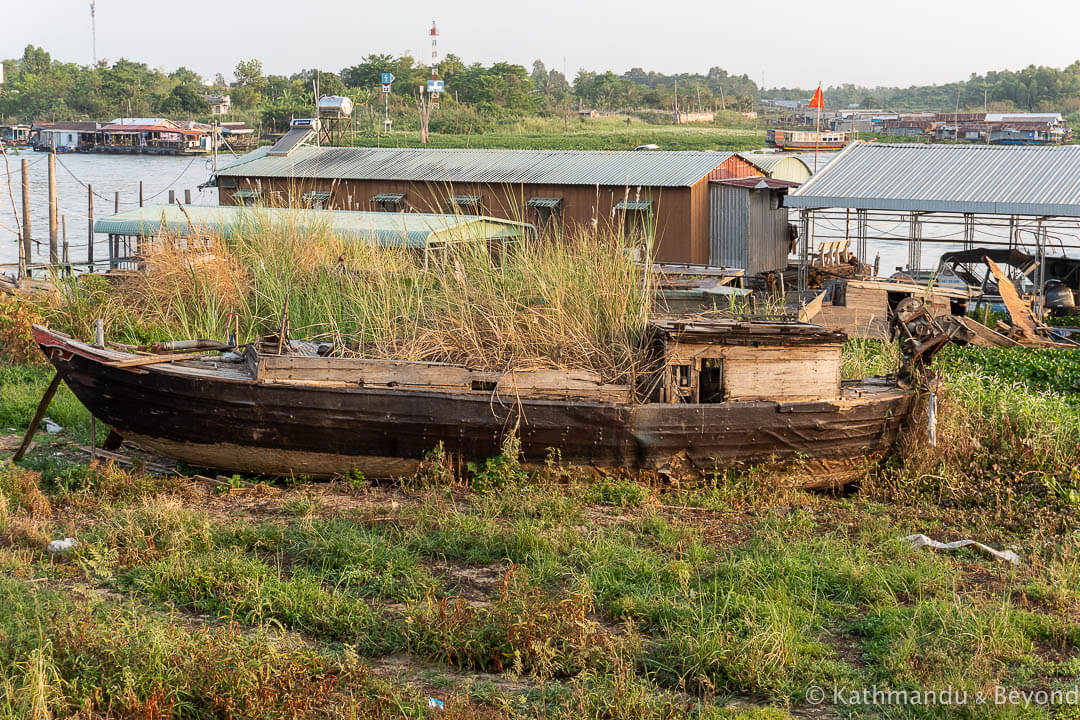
[
  {"xmin": 348, "ymin": 117, "xmax": 767, "ymax": 152},
  {"xmin": 0, "ymin": 364, "xmax": 91, "ymax": 442}
]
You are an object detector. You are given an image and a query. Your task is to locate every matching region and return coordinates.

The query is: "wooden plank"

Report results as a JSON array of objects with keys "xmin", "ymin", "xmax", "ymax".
[
  {"xmin": 12, "ymin": 373, "xmax": 62, "ymax": 461},
  {"xmin": 259, "ymin": 355, "xmax": 479, "ymax": 388},
  {"xmin": 722, "ymin": 346, "xmax": 842, "ymax": 402},
  {"xmin": 798, "ymin": 290, "xmax": 827, "ymax": 323},
  {"xmin": 985, "ymin": 256, "xmax": 1037, "ymax": 339},
  {"xmin": 105, "ymin": 351, "xmax": 217, "ymax": 368},
  {"xmin": 497, "ymin": 369, "xmax": 630, "ymax": 402}
]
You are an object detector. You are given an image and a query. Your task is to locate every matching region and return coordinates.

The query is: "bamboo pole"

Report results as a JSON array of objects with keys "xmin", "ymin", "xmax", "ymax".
[
  {"xmin": 20, "ymin": 158, "xmax": 31, "ymax": 277},
  {"xmin": 48, "ymin": 152, "xmax": 58, "ymax": 267},
  {"xmin": 139, "ymin": 180, "xmax": 144, "ymax": 207},
  {"xmin": 88, "ymin": 184, "xmax": 94, "ymax": 269},
  {"xmin": 61, "ymin": 215, "xmax": 69, "ymax": 272}
]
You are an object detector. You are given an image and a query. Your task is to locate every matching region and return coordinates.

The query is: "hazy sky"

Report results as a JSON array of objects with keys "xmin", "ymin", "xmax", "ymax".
[{"xmin": 3, "ymin": 0, "xmax": 1078, "ymax": 89}]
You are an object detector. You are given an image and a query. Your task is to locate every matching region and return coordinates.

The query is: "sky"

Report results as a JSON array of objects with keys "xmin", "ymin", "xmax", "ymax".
[{"xmin": 3, "ymin": 0, "xmax": 1079, "ymax": 89}]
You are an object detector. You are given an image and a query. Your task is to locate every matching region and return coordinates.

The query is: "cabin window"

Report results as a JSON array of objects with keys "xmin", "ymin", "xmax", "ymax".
[
  {"xmin": 302, "ymin": 191, "xmax": 331, "ymax": 209},
  {"xmin": 527, "ymin": 197, "xmax": 562, "ymax": 234},
  {"xmin": 232, "ymin": 189, "xmax": 263, "ymax": 206},
  {"xmin": 615, "ymin": 199, "xmax": 652, "ymax": 240},
  {"xmin": 450, "ymin": 195, "xmax": 483, "ymax": 214},
  {"xmin": 699, "ymin": 359, "xmax": 724, "ymax": 402},
  {"xmin": 219, "ymin": 177, "xmax": 237, "ymax": 189},
  {"xmin": 372, "ymin": 192, "xmax": 406, "ymax": 212}
]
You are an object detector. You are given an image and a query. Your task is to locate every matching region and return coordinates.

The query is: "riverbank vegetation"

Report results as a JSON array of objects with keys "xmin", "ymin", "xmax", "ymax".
[{"xmin": 7, "ymin": 43, "xmax": 1080, "ymax": 136}]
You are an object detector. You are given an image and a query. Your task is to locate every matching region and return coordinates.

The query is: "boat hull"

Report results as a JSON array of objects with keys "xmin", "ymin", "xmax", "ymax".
[{"xmin": 35, "ymin": 327, "xmax": 912, "ymax": 479}]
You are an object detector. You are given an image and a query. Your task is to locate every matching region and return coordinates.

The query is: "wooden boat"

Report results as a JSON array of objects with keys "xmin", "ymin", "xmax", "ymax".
[
  {"xmin": 767, "ymin": 129, "xmax": 850, "ymax": 151},
  {"xmin": 32, "ymin": 319, "xmax": 913, "ymax": 482}
]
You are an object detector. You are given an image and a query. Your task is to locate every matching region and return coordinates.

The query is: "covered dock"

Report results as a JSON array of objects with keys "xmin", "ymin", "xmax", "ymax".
[
  {"xmin": 784, "ymin": 142, "xmax": 1080, "ymax": 310},
  {"xmin": 93, "ymin": 205, "xmax": 534, "ymax": 269}
]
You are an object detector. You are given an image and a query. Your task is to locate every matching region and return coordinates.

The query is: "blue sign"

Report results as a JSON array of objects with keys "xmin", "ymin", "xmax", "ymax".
[
  {"xmin": 381, "ymin": 72, "xmax": 395, "ymax": 84},
  {"xmin": 427, "ymin": 80, "xmax": 444, "ymax": 94}
]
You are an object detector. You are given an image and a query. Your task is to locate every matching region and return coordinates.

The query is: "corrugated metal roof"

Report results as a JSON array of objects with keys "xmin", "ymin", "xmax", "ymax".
[
  {"xmin": 93, "ymin": 205, "xmax": 531, "ymax": 249},
  {"xmin": 737, "ymin": 153, "xmax": 813, "ymax": 181},
  {"xmin": 217, "ymin": 146, "xmax": 735, "ymax": 188},
  {"xmin": 786, "ymin": 142, "xmax": 1080, "ymax": 216}
]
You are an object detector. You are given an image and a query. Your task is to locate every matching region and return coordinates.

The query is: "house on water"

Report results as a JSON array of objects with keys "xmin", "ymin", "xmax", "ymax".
[{"xmin": 212, "ymin": 146, "xmax": 779, "ymax": 266}]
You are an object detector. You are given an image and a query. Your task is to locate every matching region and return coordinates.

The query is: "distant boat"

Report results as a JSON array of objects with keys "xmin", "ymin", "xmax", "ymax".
[{"xmin": 767, "ymin": 129, "xmax": 850, "ymax": 151}]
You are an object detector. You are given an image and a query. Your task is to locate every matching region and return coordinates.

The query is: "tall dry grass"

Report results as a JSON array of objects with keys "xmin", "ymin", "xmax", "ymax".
[{"xmin": 46, "ymin": 208, "xmax": 657, "ymax": 383}]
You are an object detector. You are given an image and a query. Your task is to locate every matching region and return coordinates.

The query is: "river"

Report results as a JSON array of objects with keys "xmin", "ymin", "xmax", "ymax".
[{"xmin": 0, "ymin": 150, "xmax": 218, "ymax": 268}]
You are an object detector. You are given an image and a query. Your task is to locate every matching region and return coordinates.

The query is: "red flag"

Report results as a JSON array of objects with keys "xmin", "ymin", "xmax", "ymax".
[{"xmin": 808, "ymin": 83, "xmax": 824, "ymax": 109}]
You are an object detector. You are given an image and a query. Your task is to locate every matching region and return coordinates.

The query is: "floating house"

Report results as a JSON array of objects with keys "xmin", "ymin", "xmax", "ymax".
[
  {"xmin": 1, "ymin": 124, "xmax": 32, "ymax": 146},
  {"xmin": 89, "ymin": 118, "xmax": 211, "ymax": 155},
  {"xmin": 213, "ymin": 147, "xmax": 775, "ymax": 266},
  {"xmin": 709, "ymin": 178, "xmax": 799, "ymax": 276},
  {"xmin": 32, "ymin": 122, "xmax": 101, "ymax": 152}
]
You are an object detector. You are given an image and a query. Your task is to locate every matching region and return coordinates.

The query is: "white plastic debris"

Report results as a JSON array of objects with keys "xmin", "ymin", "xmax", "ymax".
[
  {"xmin": 47, "ymin": 538, "xmax": 78, "ymax": 555},
  {"xmin": 903, "ymin": 534, "xmax": 1020, "ymax": 565},
  {"xmin": 42, "ymin": 417, "xmax": 62, "ymax": 434}
]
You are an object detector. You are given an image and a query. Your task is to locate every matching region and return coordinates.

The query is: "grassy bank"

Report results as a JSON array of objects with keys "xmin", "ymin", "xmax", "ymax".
[
  {"xmin": 348, "ymin": 117, "xmax": 767, "ymax": 152},
  {"xmin": 0, "ymin": 437, "xmax": 1078, "ymax": 718}
]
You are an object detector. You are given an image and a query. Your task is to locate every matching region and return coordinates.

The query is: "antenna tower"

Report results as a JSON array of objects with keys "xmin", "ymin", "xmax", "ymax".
[
  {"xmin": 90, "ymin": 0, "xmax": 98, "ymax": 64},
  {"xmin": 429, "ymin": 21, "xmax": 440, "ymax": 108}
]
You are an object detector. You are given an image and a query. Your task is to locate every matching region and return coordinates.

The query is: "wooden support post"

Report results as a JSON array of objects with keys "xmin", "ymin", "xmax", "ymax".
[
  {"xmin": 87, "ymin": 184, "xmax": 94, "ymax": 269},
  {"xmin": 184, "ymin": 189, "xmax": 191, "ymax": 204},
  {"xmin": 91, "ymin": 319, "xmax": 104, "ymax": 460},
  {"xmin": 139, "ymin": 181, "xmax": 144, "ymax": 207},
  {"xmin": 48, "ymin": 152, "xmax": 58, "ymax": 267},
  {"xmin": 114, "ymin": 192, "xmax": 119, "ymax": 214},
  {"xmin": 12, "ymin": 373, "xmax": 62, "ymax": 462},
  {"xmin": 21, "ymin": 158, "xmax": 31, "ymax": 277},
  {"xmin": 168, "ymin": 190, "xmax": 175, "ymax": 204}
]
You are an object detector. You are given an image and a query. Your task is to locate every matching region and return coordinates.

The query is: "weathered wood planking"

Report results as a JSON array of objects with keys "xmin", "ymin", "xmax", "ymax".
[
  {"xmin": 496, "ymin": 369, "xmax": 629, "ymax": 403},
  {"xmin": 665, "ymin": 342, "xmax": 843, "ymax": 402}
]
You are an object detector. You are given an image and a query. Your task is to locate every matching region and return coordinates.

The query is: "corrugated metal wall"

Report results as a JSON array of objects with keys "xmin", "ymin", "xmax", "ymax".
[
  {"xmin": 709, "ymin": 183, "xmax": 748, "ymax": 269},
  {"xmin": 709, "ymin": 184, "xmax": 790, "ymax": 274}
]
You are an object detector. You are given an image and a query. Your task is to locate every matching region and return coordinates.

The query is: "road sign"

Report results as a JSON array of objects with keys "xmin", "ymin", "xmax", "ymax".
[
  {"xmin": 427, "ymin": 80, "xmax": 444, "ymax": 94},
  {"xmin": 381, "ymin": 83, "xmax": 392, "ymax": 94},
  {"xmin": 380, "ymin": 72, "xmax": 395, "ymax": 84}
]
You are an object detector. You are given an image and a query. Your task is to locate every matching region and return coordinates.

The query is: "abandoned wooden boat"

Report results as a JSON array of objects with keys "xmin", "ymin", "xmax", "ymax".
[{"xmin": 33, "ymin": 319, "xmax": 914, "ymax": 481}]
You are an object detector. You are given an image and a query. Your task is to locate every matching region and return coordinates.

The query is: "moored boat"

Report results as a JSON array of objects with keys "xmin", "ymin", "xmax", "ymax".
[{"xmin": 33, "ymin": 318, "xmax": 915, "ymax": 483}]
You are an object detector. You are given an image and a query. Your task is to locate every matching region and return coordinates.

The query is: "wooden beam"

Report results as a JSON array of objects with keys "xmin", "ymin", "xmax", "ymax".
[{"xmin": 12, "ymin": 373, "xmax": 62, "ymax": 462}]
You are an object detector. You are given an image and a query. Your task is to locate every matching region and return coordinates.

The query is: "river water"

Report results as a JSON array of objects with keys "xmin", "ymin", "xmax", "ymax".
[
  {"xmin": 1, "ymin": 148, "xmax": 1077, "ymax": 276},
  {"xmin": 0, "ymin": 150, "xmax": 218, "ymax": 269}
]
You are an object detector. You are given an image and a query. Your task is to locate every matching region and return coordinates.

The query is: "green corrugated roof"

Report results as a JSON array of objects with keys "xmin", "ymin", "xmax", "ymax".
[
  {"xmin": 614, "ymin": 199, "xmax": 652, "ymax": 211},
  {"xmin": 94, "ymin": 205, "xmax": 532, "ymax": 249}
]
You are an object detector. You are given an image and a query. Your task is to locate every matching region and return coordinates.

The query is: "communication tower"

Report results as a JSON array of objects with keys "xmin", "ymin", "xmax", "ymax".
[{"xmin": 90, "ymin": 0, "xmax": 98, "ymax": 64}]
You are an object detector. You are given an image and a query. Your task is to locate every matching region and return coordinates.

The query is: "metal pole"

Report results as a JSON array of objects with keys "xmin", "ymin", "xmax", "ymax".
[
  {"xmin": 856, "ymin": 208, "xmax": 868, "ymax": 267},
  {"xmin": 87, "ymin": 184, "xmax": 94, "ymax": 269},
  {"xmin": 48, "ymin": 152, "xmax": 58, "ymax": 267},
  {"xmin": 1035, "ymin": 218, "xmax": 1046, "ymax": 318},
  {"xmin": 20, "ymin": 158, "xmax": 31, "ymax": 278},
  {"xmin": 798, "ymin": 209, "xmax": 810, "ymax": 293}
]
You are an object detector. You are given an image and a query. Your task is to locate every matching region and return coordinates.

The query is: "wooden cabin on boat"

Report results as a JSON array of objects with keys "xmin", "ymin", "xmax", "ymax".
[{"xmin": 649, "ymin": 318, "xmax": 847, "ymax": 403}]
